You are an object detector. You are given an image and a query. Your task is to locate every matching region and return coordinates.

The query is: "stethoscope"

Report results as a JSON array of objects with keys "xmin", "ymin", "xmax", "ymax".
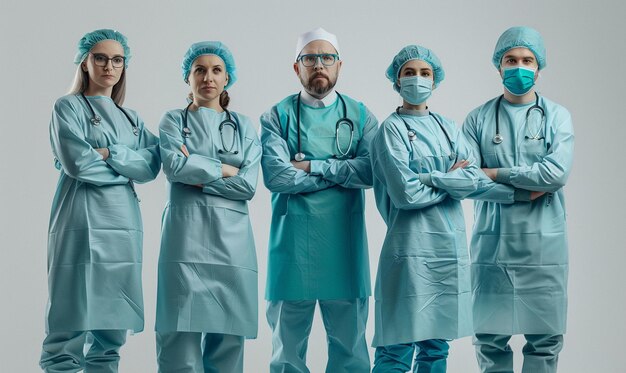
[
  {"xmin": 493, "ymin": 92, "xmax": 546, "ymax": 144},
  {"xmin": 80, "ymin": 92, "xmax": 139, "ymax": 136},
  {"xmin": 293, "ymin": 91, "xmax": 354, "ymax": 161},
  {"xmin": 395, "ymin": 107, "xmax": 457, "ymax": 161},
  {"xmin": 181, "ymin": 102, "xmax": 239, "ymax": 154}
]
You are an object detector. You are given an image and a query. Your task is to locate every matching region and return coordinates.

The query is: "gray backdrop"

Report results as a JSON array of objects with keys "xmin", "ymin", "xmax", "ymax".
[{"xmin": 1, "ymin": 0, "xmax": 624, "ymax": 371}]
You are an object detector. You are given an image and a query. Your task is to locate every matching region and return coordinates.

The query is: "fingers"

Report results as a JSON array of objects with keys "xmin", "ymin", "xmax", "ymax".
[
  {"xmin": 530, "ymin": 191, "xmax": 546, "ymax": 200},
  {"xmin": 181, "ymin": 144, "xmax": 190, "ymax": 157},
  {"xmin": 449, "ymin": 159, "xmax": 469, "ymax": 171}
]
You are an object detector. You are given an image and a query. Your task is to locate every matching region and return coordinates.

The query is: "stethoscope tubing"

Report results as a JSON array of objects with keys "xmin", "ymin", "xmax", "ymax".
[
  {"xmin": 80, "ymin": 92, "xmax": 139, "ymax": 136},
  {"xmin": 294, "ymin": 91, "xmax": 354, "ymax": 161},
  {"xmin": 395, "ymin": 107, "xmax": 457, "ymax": 161},
  {"xmin": 181, "ymin": 102, "xmax": 240, "ymax": 154},
  {"xmin": 493, "ymin": 92, "xmax": 545, "ymax": 144}
]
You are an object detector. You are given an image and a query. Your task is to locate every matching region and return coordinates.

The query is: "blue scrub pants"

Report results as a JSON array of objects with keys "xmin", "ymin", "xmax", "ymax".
[
  {"xmin": 40, "ymin": 330, "xmax": 127, "ymax": 373},
  {"xmin": 373, "ymin": 339, "xmax": 449, "ymax": 373},
  {"xmin": 474, "ymin": 334, "xmax": 564, "ymax": 373},
  {"xmin": 156, "ymin": 332, "xmax": 245, "ymax": 373},
  {"xmin": 266, "ymin": 298, "xmax": 370, "ymax": 373}
]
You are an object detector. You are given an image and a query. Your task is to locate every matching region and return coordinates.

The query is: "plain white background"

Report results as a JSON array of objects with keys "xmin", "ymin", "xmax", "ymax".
[{"xmin": 1, "ymin": 0, "xmax": 625, "ymax": 372}]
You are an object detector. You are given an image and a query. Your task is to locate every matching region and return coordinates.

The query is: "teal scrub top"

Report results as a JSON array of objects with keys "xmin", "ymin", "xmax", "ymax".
[
  {"xmin": 370, "ymin": 109, "xmax": 479, "ymax": 346},
  {"xmin": 156, "ymin": 107, "xmax": 260, "ymax": 337},
  {"xmin": 463, "ymin": 95, "xmax": 574, "ymax": 335},
  {"xmin": 46, "ymin": 94, "xmax": 161, "ymax": 333},
  {"xmin": 260, "ymin": 93, "xmax": 378, "ymax": 301}
]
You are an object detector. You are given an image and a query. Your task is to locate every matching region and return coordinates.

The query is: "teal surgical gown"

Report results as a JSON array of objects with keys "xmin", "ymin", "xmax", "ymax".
[
  {"xmin": 260, "ymin": 94, "xmax": 377, "ymax": 301},
  {"xmin": 370, "ymin": 110, "xmax": 478, "ymax": 346},
  {"xmin": 46, "ymin": 94, "xmax": 161, "ymax": 333},
  {"xmin": 156, "ymin": 107, "xmax": 260, "ymax": 338},
  {"xmin": 463, "ymin": 95, "xmax": 574, "ymax": 335}
]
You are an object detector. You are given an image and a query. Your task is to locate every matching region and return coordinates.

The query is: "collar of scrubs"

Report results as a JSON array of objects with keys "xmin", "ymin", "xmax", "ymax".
[
  {"xmin": 300, "ymin": 89, "xmax": 337, "ymax": 108},
  {"xmin": 398, "ymin": 107, "xmax": 430, "ymax": 117}
]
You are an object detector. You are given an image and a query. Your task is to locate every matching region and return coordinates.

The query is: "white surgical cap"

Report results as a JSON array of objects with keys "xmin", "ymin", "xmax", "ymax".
[{"xmin": 295, "ymin": 27, "xmax": 340, "ymax": 61}]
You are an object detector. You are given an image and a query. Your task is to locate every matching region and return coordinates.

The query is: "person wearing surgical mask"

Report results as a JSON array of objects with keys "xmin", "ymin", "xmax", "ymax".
[
  {"xmin": 370, "ymin": 45, "xmax": 479, "ymax": 373},
  {"xmin": 40, "ymin": 29, "xmax": 161, "ymax": 373},
  {"xmin": 155, "ymin": 41, "xmax": 261, "ymax": 373},
  {"xmin": 260, "ymin": 27, "xmax": 378, "ymax": 373},
  {"xmin": 462, "ymin": 26, "xmax": 574, "ymax": 373}
]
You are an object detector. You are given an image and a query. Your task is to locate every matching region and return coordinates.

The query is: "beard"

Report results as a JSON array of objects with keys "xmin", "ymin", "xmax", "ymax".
[{"xmin": 302, "ymin": 72, "xmax": 337, "ymax": 97}]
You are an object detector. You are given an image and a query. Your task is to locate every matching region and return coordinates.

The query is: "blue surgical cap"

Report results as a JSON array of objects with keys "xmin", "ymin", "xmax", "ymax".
[
  {"xmin": 181, "ymin": 41, "xmax": 237, "ymax": 89},
  {"xmin": 386, "ymin": 45, "xmax": 444, "ymax": 92},
  {"xmin": 492, "ymin": 26, "xmax": 546, "ymax": 71},
  {"xmin": 74, "ymin": 29, "xmax": 131, "ymax": 67}
]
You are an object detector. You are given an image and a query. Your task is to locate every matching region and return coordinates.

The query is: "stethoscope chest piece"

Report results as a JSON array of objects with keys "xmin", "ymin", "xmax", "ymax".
[
  {"xmin": 407, "ymin": 129, "xmax": 417, "ymax": 142},
  {"xmin": 295, "ymin": 152, "xmax": 306, "ymax": 162},
  {"xmin": 90, "ymin": 115, "xmax": 102, "ymax": 126},
  {"xmin": 182, "ymin": 127, "xmax": 191, "ymax": 138},
  {"xmin": 493, "ymin": 134, "xmax": 503, "ymax": 144}
]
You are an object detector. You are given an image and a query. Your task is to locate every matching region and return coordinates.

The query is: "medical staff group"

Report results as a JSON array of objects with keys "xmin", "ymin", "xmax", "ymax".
[{"xmin": 40, "ymin": 25, "xmax": 574, "ymax": 373}]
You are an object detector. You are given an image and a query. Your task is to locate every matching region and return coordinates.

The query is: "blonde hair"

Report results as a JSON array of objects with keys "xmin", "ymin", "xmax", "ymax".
[{"xmin": 68, "ymin": 64, "xmax": 127, "ymax": 105}]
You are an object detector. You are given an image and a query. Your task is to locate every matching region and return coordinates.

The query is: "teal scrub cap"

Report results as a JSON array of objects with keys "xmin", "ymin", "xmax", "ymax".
[
  {"xmin": 386, "ymin": 45, "xmax": 444, "ymax": 92},
  {"xmin": 74, "ymin": 29, "xmax": 131, "ymax": 67},
  {"xmin": 181, "ymin": 41, "xmax": 237, "ymax": 89},
  {"xmin": 492, "ymin": 26, "xmax": 546, "ymax": 70}
]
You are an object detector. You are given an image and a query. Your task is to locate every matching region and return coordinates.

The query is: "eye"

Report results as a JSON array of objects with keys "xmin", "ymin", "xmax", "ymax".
[
  {"xmin": 322, "ymin": 54, "xmax": 334, "ymax": 63},
  {"xmin": 213, "ymin": 67, "xmax": 222, "ymax": 73},
  {"xmin": 112, "ymin": 57, "xmax": 124, "ymax": 65},
  {"xmin": 194, "ymin": 67, "xmax": 205, "ymax": 74},
  {"xmin": 303, "ymin": 55, "xmax": 315, "ymax": 64},
  {"xmin": 94, "ymin": 54, "xmax": 107, "ymax": 64},
  {"xmin": 421, "ymin": 71, "xmax": 432, "ymax": 77}
]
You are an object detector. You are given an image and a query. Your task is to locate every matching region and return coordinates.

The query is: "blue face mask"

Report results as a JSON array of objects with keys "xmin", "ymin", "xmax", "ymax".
[
  {"xmin": 399, "ymin": 76, "xmax": 433, "ymax": 105},
  {"xmin": 502, "ymin": 66, "xmax": 536, "ymax": 96}
]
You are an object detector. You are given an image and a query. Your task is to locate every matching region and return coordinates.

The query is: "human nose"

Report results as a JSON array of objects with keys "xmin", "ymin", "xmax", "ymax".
[
  {"xmin": 313, "ymin": 57, "xmax": 324, "ymax": 70},
  {"xmin": 103, "ymin": 58, "xmax": 113, "ymax": 70}
]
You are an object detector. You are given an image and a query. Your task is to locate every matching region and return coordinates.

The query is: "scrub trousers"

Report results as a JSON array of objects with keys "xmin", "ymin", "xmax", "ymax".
[
  {"xmin": 156, "ymin": 332, "xmax": 245, "ymax": 373},
  {"xmin": 474, "ymin": 334, "xmax": 564, "ymax": 373},
  {"xmin": 373, "ymin": 339, "xmax": 449, "ymax": 373},
  {"xmin": 266, "ymin": 298, "xmax": 370, "ymax": 373},
  {"xmin": 40, "ymin": 330, "xmax": 127, "ymax": 373}
]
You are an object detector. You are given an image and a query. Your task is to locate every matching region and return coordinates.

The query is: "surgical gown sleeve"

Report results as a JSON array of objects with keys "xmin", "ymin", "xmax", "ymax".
[
  {"xmin": 372, "ymin": 121, "xmax": 449, "ymax": 210},
  {"xmin": 494, "ymin": 110, "xmax": 574, "ymax": 193},
  {"xmin": 160, "ymin": 111, "xmax": 222, "ymax": 185},
  {"xmin": 50, "ymin": 98, "xmax": 129, "ymax": 186},
  {"xmin": 308, "ymin": 107, "xmax": 377, "ymax": 188},
  {"xmin": 462, "ymin": 114, "xmax": 519, "ymax": 204},
  {"xmin": 202, "ymin": 119, "xmax": 261, "ymax": 201},
  {"xmin": 260, "ymin": 107, "xmax": 336, "ymax": 194},
  {"xmin": 419, "ymin": 127, "xmax": 479, "ymax": 200},
  {"xmin": 106, "ymin": 116, "xmax": 161, "ymax": 183}
]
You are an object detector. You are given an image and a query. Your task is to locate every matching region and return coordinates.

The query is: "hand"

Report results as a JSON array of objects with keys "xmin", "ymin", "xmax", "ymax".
[
  {"xmin": 530, "ymin": 191, "xmax": 546, "ymax": 201},
  {"xmin": 449, "ymin": 159, "xmax": 469, "ymax": 172},
  {"xmin": 291, "ymin": 160, "xmax": 311, "ymax": 173},
  {"xmin": 95, "ymin": 148, "xmax": 110, "ymax": 161},
  {"xmin": 482, "ymin": 168, "xmax": 498, "ymax": 181},
  {"xmin": 222, "ymin": 164, "xmax": 240, "ymax": 178},
  {"xmin": 181, "ymin": 144, "xmax": 190, "ymax": 158}
]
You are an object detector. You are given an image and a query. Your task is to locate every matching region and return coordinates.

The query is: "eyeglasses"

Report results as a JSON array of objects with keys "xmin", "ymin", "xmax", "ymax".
[
  {"xmin": 297, "ymin": 53, "xmax": 339, "ymax": 67},
  {"xmin": 90, "ymin": 53, "xmax": 125, "ymax": 68}
]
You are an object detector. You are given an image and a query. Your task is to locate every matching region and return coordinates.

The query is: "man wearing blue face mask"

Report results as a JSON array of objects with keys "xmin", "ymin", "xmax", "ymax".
[
  {"xmin": 370, "ymin": 44, "xmax": 480, "ymax": 373},
  {"xmin": 462, "ymin": 27, "xmax": 574, "ymax": 373}
]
